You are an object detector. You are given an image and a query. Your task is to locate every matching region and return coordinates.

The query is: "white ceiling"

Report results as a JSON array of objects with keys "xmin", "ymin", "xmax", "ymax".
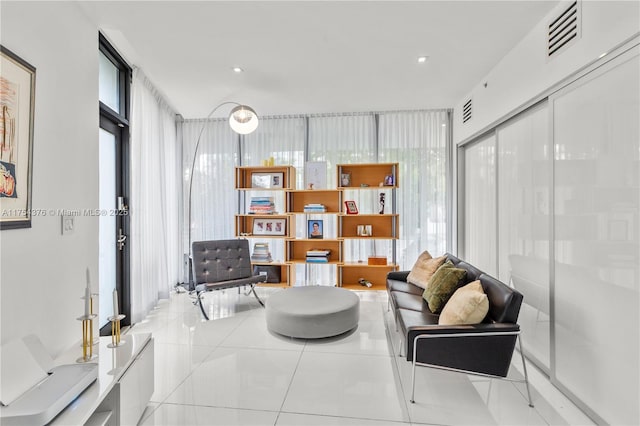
[{"xmin": 80, "ymin": 1, "xmax": 559, "ymax": 119}]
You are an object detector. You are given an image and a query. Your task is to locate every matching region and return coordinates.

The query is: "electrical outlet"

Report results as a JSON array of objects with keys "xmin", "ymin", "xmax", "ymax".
[{"xmin": 61, "ymin": 215, "xmax": 74, "ymax": 235}]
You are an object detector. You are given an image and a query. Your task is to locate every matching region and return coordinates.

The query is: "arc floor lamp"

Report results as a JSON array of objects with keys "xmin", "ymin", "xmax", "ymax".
[{"xmin": 185, "ymin": 102, "xmax": 259, "ymax": 290}]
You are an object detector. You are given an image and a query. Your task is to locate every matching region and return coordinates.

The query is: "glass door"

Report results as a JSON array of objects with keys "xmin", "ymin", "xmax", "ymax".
[{"xmin": 98, "ymin": 34, "xmax": 131, "ymax": 333}]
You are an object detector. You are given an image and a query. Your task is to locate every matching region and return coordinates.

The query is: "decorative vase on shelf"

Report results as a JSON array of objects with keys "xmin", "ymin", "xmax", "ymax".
[{"xmin": 379, "ymin": 193, "xmax": 385, "ymax": 214}]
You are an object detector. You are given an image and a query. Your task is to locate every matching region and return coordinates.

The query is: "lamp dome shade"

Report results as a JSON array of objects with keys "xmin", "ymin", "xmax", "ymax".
[{"xmin": 229, "ymin": 105, "xmax": 259, "ymax": 134}]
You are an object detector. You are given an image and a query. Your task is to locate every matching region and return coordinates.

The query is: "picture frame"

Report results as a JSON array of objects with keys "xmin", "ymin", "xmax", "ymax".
[
  {"xmin": 305, "ymin": 161, "xmax": 327, "ymax": 190},
  {"xmin": 307, "ymin": 219, "xmax": 324, "ymax": 239},
  {"xmin": 357, "ymin": 224, "xmax": 372, "ymax": 236},
  {"xmin": 1, "ymin": 46, "xmax": 36, "ymax": 230},
  {"xmin": 252, "ymin": 218, "xmax": 286, "ymax": 236},
  {"xmin": 251, "ymin": 172, "xmax": 284, "ymax": 189},
  {"xmin": 344, "ymin": 200, "xmax": 358, "ymax": 215},
  {"xmin": 340, "ymin": 172, "xmax": 351, "ymax": 187},
  {"xmin": 384, "ymin": 174, "xmax": 394, "ymax": 186}
]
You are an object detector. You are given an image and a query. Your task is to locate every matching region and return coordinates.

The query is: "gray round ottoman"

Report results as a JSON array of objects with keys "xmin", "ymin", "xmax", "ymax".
[{"xmin": 266, "ymin": 286, "xmax": 360, "ymax": 339}]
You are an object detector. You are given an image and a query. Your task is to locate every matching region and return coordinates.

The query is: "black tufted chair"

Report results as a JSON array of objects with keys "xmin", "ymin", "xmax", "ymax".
[{"xmin": 192, "ymin": 239, "xmax": 266, "ymax": 319}]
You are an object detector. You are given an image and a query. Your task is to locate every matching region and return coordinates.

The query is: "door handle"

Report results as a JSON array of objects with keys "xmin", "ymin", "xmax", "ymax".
[{"xmin": 118, "ymin": 228, "xmax": 127, "ymax": 251}]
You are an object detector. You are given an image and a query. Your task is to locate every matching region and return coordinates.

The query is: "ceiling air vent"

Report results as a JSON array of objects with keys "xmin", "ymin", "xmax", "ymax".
[
  {"xmin": 548, "ymin": 1, "xmax": 581, "ymax": 58},
  {"xmin": 462, "ymin": 99, "xmax": 472, "ymax": 123}
]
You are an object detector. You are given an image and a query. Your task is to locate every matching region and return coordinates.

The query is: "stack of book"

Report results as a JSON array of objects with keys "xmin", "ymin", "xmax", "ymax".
[
  {"xmin": 249, "ymin": 197, "xmax": 276, "ymax": 214},
  {"xmin": 251, "ymin": 243, "xmax": 273, "ymax": 262},
  {"xmin": 303, "ymin": 203, "xmax": 326, "ymax": 213},
  {"xmin": 306, "ymin": 249, "xmax": 331, "ymax": 263}
]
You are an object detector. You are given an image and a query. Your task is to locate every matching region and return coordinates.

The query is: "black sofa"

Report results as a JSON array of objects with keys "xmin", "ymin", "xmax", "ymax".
[{"xmin": 387, "ymin": 252, "xmax": 533, "ymax": 405}]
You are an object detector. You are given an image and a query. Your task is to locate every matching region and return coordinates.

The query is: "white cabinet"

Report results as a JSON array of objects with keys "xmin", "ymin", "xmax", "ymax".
[
  {"xmin": 51, "ymin": 333, "xmax": 154, "ymax": 426},
  {"xmin": 118, "ymin": 338, "xmax": 154, "ymax": 425}
]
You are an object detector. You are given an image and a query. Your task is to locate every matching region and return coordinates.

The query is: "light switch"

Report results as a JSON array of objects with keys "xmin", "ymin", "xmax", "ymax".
[{"xmin": 61, "ymin": 215, "xmax": 74, "ymax": 235}]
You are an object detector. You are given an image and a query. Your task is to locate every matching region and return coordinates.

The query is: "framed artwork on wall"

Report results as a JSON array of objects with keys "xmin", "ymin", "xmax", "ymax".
[{"xmin": 1, "ymin": 46, "xmax": 36, "ymax": 230}]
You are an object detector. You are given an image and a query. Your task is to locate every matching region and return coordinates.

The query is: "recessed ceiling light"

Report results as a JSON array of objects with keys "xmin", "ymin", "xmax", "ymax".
[
  {"xmin": 417, "ymin": 56, "xmax": 428, "ymax": 63},
  {"xmin": 232, "ymin": 67, "xmax": 244, "ymax": 73}
]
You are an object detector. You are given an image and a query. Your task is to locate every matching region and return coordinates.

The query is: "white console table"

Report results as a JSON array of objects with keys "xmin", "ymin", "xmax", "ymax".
[{"xmin": 50, "ymin": 333, "xmax": 154, "ymax": 426}]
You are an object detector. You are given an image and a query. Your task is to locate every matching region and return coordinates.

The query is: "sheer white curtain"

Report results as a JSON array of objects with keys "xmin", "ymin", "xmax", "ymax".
[
  {"xmin": 179, "ymin": 111, "xmax": 452, "ymax": 284},
  {"xmin": 308, "ymin": 114, "xmax": 377, "ymax": 186},
  {"xmin": 378, "ymin": 110, "xmax": 449, "ymax": 268},
  {"xmin": 307, "ymin": 115, "xmax": 377, "ymax": 285},
  {"xmin": 130, "ymin": 69, "xmax": 181, "ymax": 323},
  {"xmin": 182, "ymin": 119, "xmax": 238, "ymax": 250}
]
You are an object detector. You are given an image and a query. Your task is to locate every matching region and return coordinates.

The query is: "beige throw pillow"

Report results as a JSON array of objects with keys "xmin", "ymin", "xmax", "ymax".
[
  {"xmin": 407, "ymin": 251, "xmax": 446, "ymax": 289},
  {"xmin": 439, "ymin": 280, "xmax": 489, "ymax": 325}
]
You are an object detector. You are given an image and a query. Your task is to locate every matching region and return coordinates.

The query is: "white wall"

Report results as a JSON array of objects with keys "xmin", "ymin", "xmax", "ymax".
[
  {"xmin": 453, "ymin": 0, "xmax": 640, "ymax": 143},
  {"xmin": 0, "ymin": 2, "xmax": 99, "ymax": 358}
]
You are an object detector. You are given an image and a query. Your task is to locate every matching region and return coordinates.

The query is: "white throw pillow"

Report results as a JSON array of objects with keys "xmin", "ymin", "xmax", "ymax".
[
  {"xmin": 439, "ymin": 280, "xmax": 489, "ymax": 325},
  {"xmin": 406, "ymin": 251, "xmax": 446, "ymax": 290}
]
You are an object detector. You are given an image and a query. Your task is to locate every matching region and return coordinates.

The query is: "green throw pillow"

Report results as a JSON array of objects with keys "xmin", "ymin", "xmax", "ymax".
[{"xmin": 423, "ymin": 260, "xmax": 467, "ymax": 313}]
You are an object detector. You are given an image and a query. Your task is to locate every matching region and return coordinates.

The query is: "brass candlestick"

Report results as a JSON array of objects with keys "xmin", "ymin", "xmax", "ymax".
[
  {"xmin": 107, "ymin": 314, "xmax": 126, "ymax": 348},
  {"xmin": 76, "ymin": 313, "xmax": 97, "ymax": 363}
]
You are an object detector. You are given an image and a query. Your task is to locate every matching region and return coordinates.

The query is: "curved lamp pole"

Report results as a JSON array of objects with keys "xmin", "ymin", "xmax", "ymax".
[{"xmin": 186, "ymin": 102, "xmax": 259, "ymax": 290}]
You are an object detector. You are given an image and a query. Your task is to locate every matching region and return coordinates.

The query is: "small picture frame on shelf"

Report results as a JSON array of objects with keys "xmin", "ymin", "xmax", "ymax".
[
  {"xmin": 340, "ymin": 172, "xmax": 351, "ymax": 187},
  {"xmin": 308, "ymin": 220, "xmax": 324, "ymax": 239},
  {"xmin": 253, "ymin": 218, "xmax": 286, "ymax": 236},
  {"xmin": 344, "ymin": 200, "xmax": 358, "ymax": 215},
  {"xmin": 357, "ymin": 224, "xmax": 372, "ymax": 236},
  {"xmin": 251, "ymin": 172, "xmax": 284, "ymax": 189},
  {"xmin": 384, "ymin": 174, "xmax": 394, "ymax": 186}
]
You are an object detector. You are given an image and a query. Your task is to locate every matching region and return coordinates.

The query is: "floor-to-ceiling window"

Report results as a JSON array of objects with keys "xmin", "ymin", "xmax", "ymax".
[
  {"xmin": 98, "ymin": 34, "xmax": 131, "ymax": 331},
  {"xmin": 182, "ymin": 109, "xmax": 452, "ymax": 285}
]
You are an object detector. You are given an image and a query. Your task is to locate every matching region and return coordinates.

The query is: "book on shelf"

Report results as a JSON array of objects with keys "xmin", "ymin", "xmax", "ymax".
[
  {"xmin": 305, "ymin": 248, "xmax": 331, "ymax": 263},
  {"xmin": 251, "ymin": 242, "xmax": 273, "ymax": 262},
  {"xmin": 249, "ymin": 197, "xmax": 276, "ymax": 214},
  {"xmin": 303, "ymin": 203, "xmax": 327, "ymax": 213},
  {"xmin": 306, "ymin": 249, "xmax": 331, "ymax": 256},
  {"xmin": 306, "ymin": 257, "xmax": 330, "ymax": 263}
]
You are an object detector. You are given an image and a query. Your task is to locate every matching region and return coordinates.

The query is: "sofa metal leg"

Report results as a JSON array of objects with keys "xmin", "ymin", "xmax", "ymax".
[
  {"xmin": 410, "ymin": 343, "xmax": 417, "ymax": 403},
  {"xmin": 197, "ymin": 291, "xmax": 210, "ymax": 320},
  {"xmin": 518, "ymin": 335, "xmax": 534, "ymax": 408}
]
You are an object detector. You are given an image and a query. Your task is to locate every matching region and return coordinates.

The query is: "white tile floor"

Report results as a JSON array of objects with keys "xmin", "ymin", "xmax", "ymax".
[{"xmin": 129, "ymin": 287, "xmax": 595, "ymax": 426}]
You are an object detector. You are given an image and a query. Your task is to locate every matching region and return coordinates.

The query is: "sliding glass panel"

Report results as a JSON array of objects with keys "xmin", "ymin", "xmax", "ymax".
[
  {"xmin": 553, "ymin": 52, "xmax": 639, "ymax": 425},
  {"xmin": 463, "ymin": 133, "xmax": 497, "ymax": 276},
  {"xmin": 497, "ymin": 102, "xmax": 550, "ymax": 370}
]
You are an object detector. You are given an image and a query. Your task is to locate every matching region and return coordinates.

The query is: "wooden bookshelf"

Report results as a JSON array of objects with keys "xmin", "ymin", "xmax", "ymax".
[
  {"xmin": 286, "ymin": 189, "xmax": 342, "ymax": 213},
  {"xmin": 335, "ymin": 163, "xmax": 399, "ymax": 290},
  {"xmin": 339, "ymin": 214, "xmax": 399, "ymax": 239},
  {"xmin": 235, "ymin": 166, "xmax": 296, "ymax": 286},
  {"xmin": 340, "ymin": 262, "xmax": 399, "ymax": 291},
  {"xmin": 337, "ymin": 163, "xmax": 399, "ymax": 189},
  {"xmin": 235, "ymin": 165, "xmax": 295, "ymax": 189}
]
